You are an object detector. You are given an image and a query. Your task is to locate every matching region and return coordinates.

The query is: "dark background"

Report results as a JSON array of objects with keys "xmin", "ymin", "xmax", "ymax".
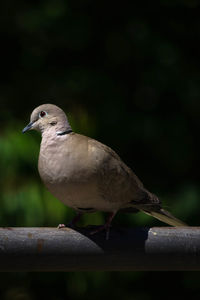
[{"xmin": 0, "ymin": 0, "xmax": 200, "ymax": 299}]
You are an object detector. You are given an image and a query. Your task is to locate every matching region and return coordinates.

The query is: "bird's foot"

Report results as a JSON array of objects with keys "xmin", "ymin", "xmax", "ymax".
[
  {"xmin": 57, "ymin": 212, "xmax": 83, "ymax": 230},
  {"xmin": 57, "ymin": 224, "xmax": 66, "ymax": 229}
]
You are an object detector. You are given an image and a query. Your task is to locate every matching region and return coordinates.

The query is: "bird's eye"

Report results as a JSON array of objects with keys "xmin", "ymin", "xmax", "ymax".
[{"xmin": 39, "ymin": 111, "xmax": 47, "ymax": 118}]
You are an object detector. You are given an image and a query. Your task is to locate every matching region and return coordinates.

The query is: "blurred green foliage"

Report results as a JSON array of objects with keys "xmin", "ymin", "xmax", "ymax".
[{"xmin": 0, "ymin": 0, "xmax": 200, "ymax": 299}]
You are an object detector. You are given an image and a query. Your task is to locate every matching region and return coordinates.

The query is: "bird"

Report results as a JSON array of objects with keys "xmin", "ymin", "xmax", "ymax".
[{"xmin": 22, "ymin": 104, "xmax": 186, "ymax": 238}]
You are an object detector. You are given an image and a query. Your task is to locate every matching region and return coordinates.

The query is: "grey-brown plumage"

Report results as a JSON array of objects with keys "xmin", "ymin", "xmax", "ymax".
[{"xmin": 22, "ymin": 104, "xmax": 186, "ymax": 233}]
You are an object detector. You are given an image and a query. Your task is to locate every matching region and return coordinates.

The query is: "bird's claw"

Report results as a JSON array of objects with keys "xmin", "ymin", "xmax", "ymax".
[{"xmin": 57, "ymin": 224, "xmax": 66, "ymax": 229}]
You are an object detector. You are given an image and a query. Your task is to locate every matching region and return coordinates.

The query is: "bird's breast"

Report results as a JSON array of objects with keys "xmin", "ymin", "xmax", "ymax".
[
  {"xmin": 38, "ymin": 136, "xmax": 93, "ymax": 185},
  {"xmin": 38, "ymin": 136, "xmax": 103, "ymax": 210},
  {"xmin": 37, "ymin": 134, "xmax": 133, "ymax": 212}
]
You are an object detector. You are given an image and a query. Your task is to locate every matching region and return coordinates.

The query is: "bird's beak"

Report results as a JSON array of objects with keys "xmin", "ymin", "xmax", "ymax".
[{"xmin": 22, "ymin": 122, "xmax": 34, "ymax": 134}]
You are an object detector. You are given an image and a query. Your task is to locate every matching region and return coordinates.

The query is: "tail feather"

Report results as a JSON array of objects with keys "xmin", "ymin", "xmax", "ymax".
[{"xmin": 142, "ymin": 208, "xmax": 187, "ymax": 227}]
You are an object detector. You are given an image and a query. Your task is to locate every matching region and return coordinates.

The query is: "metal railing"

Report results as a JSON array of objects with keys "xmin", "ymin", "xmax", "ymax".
[{"xmin": 0, "ymin": 227, "xmax": 199, "ymax": 271}]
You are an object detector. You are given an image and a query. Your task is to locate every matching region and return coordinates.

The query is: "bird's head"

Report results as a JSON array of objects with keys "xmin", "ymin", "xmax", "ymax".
[{"xmin": 22, "ymin": 104, "xmax": 72, "ymax": 136}]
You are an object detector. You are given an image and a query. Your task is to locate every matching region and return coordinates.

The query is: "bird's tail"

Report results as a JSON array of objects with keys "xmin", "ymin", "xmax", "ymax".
[{"xmin": 142, "ymin": 208, "xmax": 187, "ymax": 227}]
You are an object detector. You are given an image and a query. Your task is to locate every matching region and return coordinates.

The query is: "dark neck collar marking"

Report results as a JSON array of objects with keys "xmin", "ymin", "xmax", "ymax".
[{"xmin": 57, "ymin": 129, "xmax": 73, "ymax": 136}]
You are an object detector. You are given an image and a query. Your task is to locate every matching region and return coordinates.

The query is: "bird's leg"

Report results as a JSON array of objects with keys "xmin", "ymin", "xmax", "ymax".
[
  {"xmin": 68, "ymin": 212, "xmax": 83, "ymax": 228},
  {"xmin": 57, "ymin": 212, "xmax": 83, "ymax": 229},
  {"xmin": 90, "ymin": 211, "xmax": 116, "ymax": 240}
]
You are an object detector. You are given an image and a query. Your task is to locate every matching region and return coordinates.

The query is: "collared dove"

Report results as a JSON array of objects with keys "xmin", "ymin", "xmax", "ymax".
[{"xmin": 22, "ymin": 104, "xmax": 186, "ymax": 238}]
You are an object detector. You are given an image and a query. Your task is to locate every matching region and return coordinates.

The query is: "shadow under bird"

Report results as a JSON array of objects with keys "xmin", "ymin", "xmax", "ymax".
[{"xmin": 22, "ymin": 104, "xmax": 186, "ymax": 238}]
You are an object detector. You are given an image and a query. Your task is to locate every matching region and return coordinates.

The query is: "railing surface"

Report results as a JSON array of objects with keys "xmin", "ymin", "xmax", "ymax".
[{"xmin": 0, "ymin": 227, "xmax": 199, "ymax": 271}]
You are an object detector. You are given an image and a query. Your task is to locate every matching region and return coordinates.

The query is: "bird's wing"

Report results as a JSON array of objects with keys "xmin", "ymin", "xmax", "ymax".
[{"xmin": 87, "ymin": 136, "xmax": 150, "ymax": 206}]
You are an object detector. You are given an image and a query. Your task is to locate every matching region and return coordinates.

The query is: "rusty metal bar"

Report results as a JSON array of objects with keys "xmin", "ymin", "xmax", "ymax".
[{"xmin": 0, "ymin": 227, "xmax": 200, "ymax": 271}]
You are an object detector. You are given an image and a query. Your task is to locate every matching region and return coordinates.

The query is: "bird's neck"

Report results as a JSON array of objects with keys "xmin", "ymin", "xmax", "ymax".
[{"xmin": 41, "ymin": 121, "xmax": 72, "ymax": 139}]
